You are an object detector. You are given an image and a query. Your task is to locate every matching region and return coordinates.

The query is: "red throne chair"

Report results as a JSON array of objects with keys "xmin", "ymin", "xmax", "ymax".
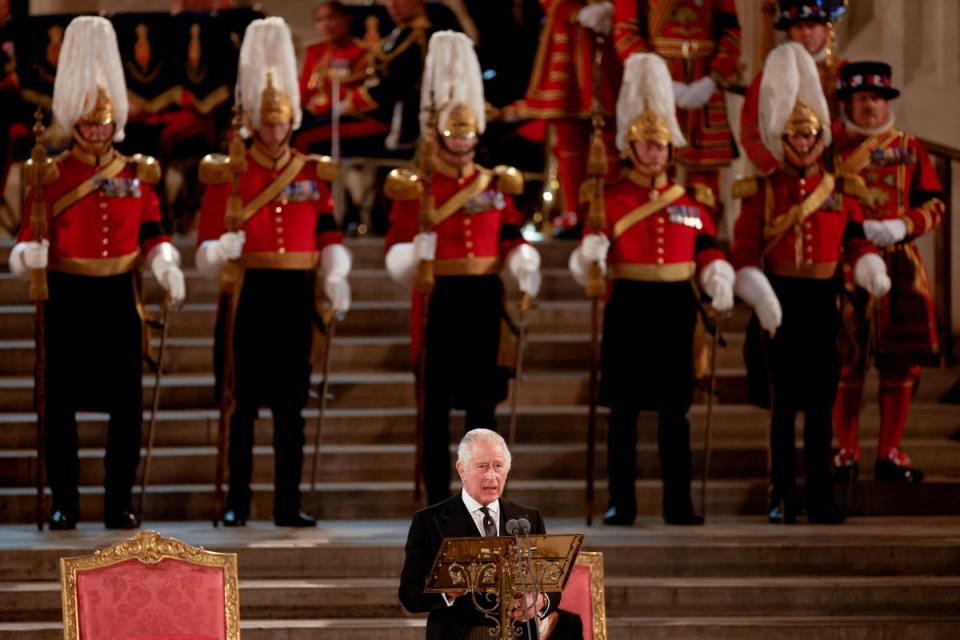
[
  {"xmin": 59, "ymin": 530, "xmax": 240, "ymax": 640},
  {"xmin": 541, "ymin": 551, "xmax": 607, "ymax": 640}
]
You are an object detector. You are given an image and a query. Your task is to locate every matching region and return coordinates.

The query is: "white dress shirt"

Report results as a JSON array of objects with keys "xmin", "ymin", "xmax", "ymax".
[{"xmin": 462, "ymin": 490, "xmax": 500, "ymax": 536}]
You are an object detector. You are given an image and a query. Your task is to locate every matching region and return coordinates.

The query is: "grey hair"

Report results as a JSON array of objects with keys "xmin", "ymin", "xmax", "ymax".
[{"xmin": 457, "ymin": 429, "xmax": 512, "ymax": 472}]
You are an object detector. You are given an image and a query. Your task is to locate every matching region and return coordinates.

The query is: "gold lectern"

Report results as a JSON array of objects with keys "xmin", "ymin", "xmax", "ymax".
[{"xmin": 425, "ymin": 534, "xmax": 584, "ymax": 640}]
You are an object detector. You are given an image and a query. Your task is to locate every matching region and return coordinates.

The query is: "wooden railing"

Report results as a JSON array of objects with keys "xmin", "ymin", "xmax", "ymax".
[{"xmin": 919, "ymin": 137, "xmax": 959, "ymax": 365}]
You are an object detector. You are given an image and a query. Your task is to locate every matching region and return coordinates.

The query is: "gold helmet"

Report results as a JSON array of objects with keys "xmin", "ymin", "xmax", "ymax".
[
  {"xmin": 259, "ymin": 72, "xmax": 294, "ymax": 126},
  {"xmin": 78, "ymin": 85, "xmax": 114, "ymax": 128},
  {"xmin": 616, "ymin": 54, "xmax": 686, "ymax": 153},
  {"xmin": 421, "ymin": 31, "xmax": 486, "ymax": 142},
  {"xmin": 624, "ymin": 99, "xmax": 672, "ymax": 147},
  {"xmin": 759, "ymin": 42, "xmax": 832, "ymax": 161}
]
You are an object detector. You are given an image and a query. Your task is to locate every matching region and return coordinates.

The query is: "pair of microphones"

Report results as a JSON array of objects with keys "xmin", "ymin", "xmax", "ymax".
[{"xmin": 505, "ymin": 518, "xmax": 539, "ymax": 639}]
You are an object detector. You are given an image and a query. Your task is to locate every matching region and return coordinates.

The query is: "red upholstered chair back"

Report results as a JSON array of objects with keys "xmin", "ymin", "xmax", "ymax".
[
  {"xmin": 59, "ymin": 530, "xmax": 240, "ymax": 640},
  {"xmin": 552, "ymin": 551, "xmax": 607, "ymax": 640}
]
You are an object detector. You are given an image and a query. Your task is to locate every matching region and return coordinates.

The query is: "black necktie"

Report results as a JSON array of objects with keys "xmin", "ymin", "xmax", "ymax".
[{"xmin": 479, "ymin": 506, "xmax": 497, "ymax": 537}]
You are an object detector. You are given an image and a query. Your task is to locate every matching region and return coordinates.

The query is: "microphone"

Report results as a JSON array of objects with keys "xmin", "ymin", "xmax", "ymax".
[
  {"xmin": 517, "ymin": 517, "xmax": 541, "ymax": 629},
  {"xmin": 505, "ymin": 519, "xmax": 534, "ymax": 639}
]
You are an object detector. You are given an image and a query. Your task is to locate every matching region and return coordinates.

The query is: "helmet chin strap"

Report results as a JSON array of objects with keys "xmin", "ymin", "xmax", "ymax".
[
  {"xmin": 625, "ymin": 141, "xmax": 669, "ymax": 177},
  {"xmin": 783, "ymin": 136, "xmax": 825, "ymax": 171},
  {"xmin": 72, "ymin": 128, "xmax": 113, "ymax": 157},
  {"xmin": 437, "ymin": 133, "xmax": 477, "ymax": 158}
]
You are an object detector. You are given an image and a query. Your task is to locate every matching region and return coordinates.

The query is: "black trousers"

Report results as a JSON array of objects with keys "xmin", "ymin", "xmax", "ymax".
[
  {"xmin": 215, "ymin": 269, "xmax": 315, "ymax": 517},
  {"xmin": 421, "ymin": 275, "xmax": 508, "ymax": 506},
  {"xmin": 44, "ymin": 271, "xmax": 144, "ymax": 517},
  {"xmin": 601, "ymin": 280, "xmax": 699, "ymax": 519},
  {"xmin": 764, "ymin": 274, "xmax": 842, "ymax": 515}
]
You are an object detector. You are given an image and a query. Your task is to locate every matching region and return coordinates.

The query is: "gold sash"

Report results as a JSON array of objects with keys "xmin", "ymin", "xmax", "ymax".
[
  {"xmin": 839, "ymin": 128, "xmax": 900, "ymax": 176},
  {"xmin": 428, "ymin": 169, "xmax": 493, "ymax": 228},
  {"xmin": 762, "ymin": 173, "xmax": 835, "ymax": 256},
  {"xmin": 52, "ymin": 154, "xmax": 128, "ymax": 218},
  {"xmin": 612, "ymin": 184, "xmax": 686, "ymax": 240},
  {"xmin": 238, "ymin": 155, "xmax": 307, "ymax": 225}
]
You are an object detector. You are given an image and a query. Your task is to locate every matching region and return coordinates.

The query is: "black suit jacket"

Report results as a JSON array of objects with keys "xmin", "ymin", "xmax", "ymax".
[{"xmin": 399, "ymin": 493, "xmax": 561, "ymax": 640}]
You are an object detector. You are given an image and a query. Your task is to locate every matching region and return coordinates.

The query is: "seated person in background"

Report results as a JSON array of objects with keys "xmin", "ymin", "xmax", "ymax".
[{"xmin": 399, "ymin": 429, "xmax": 561, "ymax": 640}]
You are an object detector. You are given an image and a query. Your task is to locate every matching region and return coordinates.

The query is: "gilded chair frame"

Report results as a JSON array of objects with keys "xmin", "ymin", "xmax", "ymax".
[
  {"xmin": 59, "ymin": 530, "xmax": 240, "ymax": 640},
  {"xmin": 574, "ymin": 551, "xmax": 607, "ymax": 640}
]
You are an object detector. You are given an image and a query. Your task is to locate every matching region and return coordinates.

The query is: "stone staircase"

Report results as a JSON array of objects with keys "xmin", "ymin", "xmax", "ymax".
[{"xmin": 0, "ymin": 236, "xmax": 959, "ymax": 638}]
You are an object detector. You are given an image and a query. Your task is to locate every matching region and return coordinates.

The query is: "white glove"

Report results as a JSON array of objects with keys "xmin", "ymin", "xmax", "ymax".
[
  {"xmin": 863, "ymin": 219, "xmax": 907, "ymax": 248},
  {"xmin": 734, "ymin": 266, "xmax": 782, "ymax": 331},
  {"xmin": 385, "ymin": 243, "xmax": 416, "ymax": 285},
  {"xmin": 672, "ymin": 81, "xmax": 690, "ymax": 105},
  {"xmin": 853, "ymin": 253, "xmax": 891, "ymax": 298},
  {"xmin": 569, "ymin": 233, "xmax": 609, "ymax": 287},
  {"xmin": 507, "ymin": 244, "xmax": 542, "ymax": 298},
  {"xmin": 413, "ymin": 231, "xmax": 437, "ymax": 261},
  {"xmin": 9, "ymin": 240, "xmax": 49, "ymax": 280},
  {"xmin": 321, "ymin": 243, "xmax": 353, "ymax": 314},
  {"xmin": 677, "ymin": 75, "xmax": 716, "ymax": 110},
  {"xmin": 577, "ymin": 1, "xmax": 613, "ymax": 35},
  {"xmin": 196, "ymin": 231, "xmax": 245, "ymax": 279},
  {"xmin": 700, "ymin": 259, "xmax": 735, "ymax": 312},
  {"xmin": 148, "ymin": 243, "xmax": 186, "ymax": 306}
]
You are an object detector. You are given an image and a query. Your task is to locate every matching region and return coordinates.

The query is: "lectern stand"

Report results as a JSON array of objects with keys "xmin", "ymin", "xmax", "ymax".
[{"xmin": 424, "ymin": 534, "xmax": 584, "ymax": 640}]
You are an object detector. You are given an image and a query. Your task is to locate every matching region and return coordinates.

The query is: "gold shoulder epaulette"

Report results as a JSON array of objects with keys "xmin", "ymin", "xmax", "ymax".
[
  {"xmin": 837, "ymin": 172, "xmax": 872, "ymax": 205},
  {"xmin": 307, "ymin": 154, "xmax": 338, "ymax": 182},
  {"xmin": 688, "ymin": 183, "xmax": 716, "ymax": 209},
  {"xmin": 493, "ymin": 165, "xmax": 524, "ymax": 195},
  {"xmin": 130, "ymin": 154, "xmax": 161, "ymax": 184},
  {"xmin": 384, "ymin": 168, "xmax": 421, "ymax": 201},
  {"xmin": 732, "ymin": 176, "xmax": 761, "ymax": 199},
  {"xmin": 198, "ymin": 153, "xmax": 232, "ymax": 185}
]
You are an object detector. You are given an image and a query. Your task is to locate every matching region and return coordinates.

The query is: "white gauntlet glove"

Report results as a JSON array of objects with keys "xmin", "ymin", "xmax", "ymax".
[
  {"xmin": 735, "ymin": 266, "xmax": 782, "ymax": 331},
  {"xmin": 577, "ymin": 1, "xmax": 613, "ymax": 35},
  {"xmin": 9, "ymin": 240, "xmax": 49, "ymax": 280},
  {"xmin": 700, "ymin": 259, "xmax": 735, "ymax": 312},
  {"xmin": 507, "ymin": 244, "xmax": 542, "ymax": 298},
  {"xmin": 853, "ymin": 253, "xmax": 891, "ymax": 298},
  {"xmin": 322, "ymin": 243, "xmax": 353, "ymax": 314},
  {"xmin": 148, "ymin": 243, "xmax": 186, "ymax": 306},
  {"xmin": 196, "ymin": 231, "xmax": 245, "ymax": 279},
  {"xmin": 863, "ymin": 219, "xmax": 907, "ymax": 248},
  {"xmin": 413, "ymin": 231, "xmax": 437, "ymax": 261},
  {"xmin": 569, "ymin": 233, "xmax": 609, "ymax": 288}
]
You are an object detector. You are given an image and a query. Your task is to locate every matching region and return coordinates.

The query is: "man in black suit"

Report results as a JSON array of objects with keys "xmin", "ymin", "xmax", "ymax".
[{"xmin": 399, "ymin": 429, "xmax": 561, "ymax": 640}]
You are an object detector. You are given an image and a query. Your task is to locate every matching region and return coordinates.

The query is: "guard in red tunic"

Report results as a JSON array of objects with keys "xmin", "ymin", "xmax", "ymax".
[
  {"xmin": 196, "ymin": 17, "xmax": 350, "ymax": 527},
  {"xmin": 830, "ymin": 62, "xmax": 945, "ymax": 483},
  {"xmin": 515, "ymin": 0, "xmax": 621, "ymax": 235},
  {"xmin": 9, "ymin": 17, "xmax": 185, "ymax": 530},
  {"xmin": 613, "ymin": 0, "xmax": 742, "ymax": 214},
  {"xmin": 384, "ymin": 32, "xmax": 541, "ymax": 507},
  {"xmin": 731, "ymin": 43, "xmax": 890, "ymax": 524},
  {"xmin": 740, "ymin": 0, "xmax": 846, "ymax": 176},
  {"xmin": 570, "ymin": 53, "xmax": 735, "ymax": 525}
]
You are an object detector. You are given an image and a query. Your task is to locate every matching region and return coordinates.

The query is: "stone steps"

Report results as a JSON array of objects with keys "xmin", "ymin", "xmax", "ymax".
[
  {"xmin": 1, "ymin": 402, "xmax": 956, "ymax": 449},
  {"xmin": 1, "ymin": 478, "xmax": 959, "ymax": 522},
  {"xmin": 1, "ymin": 438, "xmax": 957, "ymax": 486},
  {"xmin": 3, "ymin": 575, "xmax": 959, "ymax": 622},
  {"xmin": 0, "ymin": 332, "xmax": 751, "ymax": 375}
]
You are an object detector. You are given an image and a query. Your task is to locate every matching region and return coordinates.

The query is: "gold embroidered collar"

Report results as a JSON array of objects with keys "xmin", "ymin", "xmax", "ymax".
[
  {"xmin": 250, "ymin": 143, "xmax": 292, "ymax": 171},
  {"xmin": 625, "ymin": 169, "xmax": 668, "ymax": 190},
  {"xmin": 435, "ymin": 156, "xmax": 475, "ymax": 180},
  {"xmin": 72, "ymin": 145, "xmax": 117, "ymax": 167}
]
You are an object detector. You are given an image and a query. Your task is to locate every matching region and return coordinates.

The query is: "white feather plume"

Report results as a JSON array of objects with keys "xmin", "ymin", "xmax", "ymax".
[
  {"xmin": 759, "ymin": 42, "xmax": 831, "ymax": 161},
  {"xmin": 419, "ymin": 31, "xmax": 485, "ymax": 136},
  {"xmin": 237, "ymin": 17, "xmax": 301, "ymax": 135},
  {"xmin": 616, "ymin": 53, "xmax": 685, "ymax": 151},
  {"xmin": 52, "ymin": 17, "xmax": 128, "ymax": 142}
]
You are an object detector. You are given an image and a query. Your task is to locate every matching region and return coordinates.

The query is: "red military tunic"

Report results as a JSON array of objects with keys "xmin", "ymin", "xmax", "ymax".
[
  {"xmin": 730, "ymin": 165, "xmax": 872, "ymax": 277},
  {"xmin": 197, "ymin": 145, "xmax": 341, "ymax": 259},
  {"xmin": 613, "ymin": 0, "xmax": 742, "ymax": 169},
  {"xmin": 300, "ymin": 39, "xmax": 369, "ymax": 118},
  {"xmin": 740, "ymin": 54, "xmax": 846, "ymax": 176},
  {"xmin": 20, "ymin": 147, "xmax": 168, "ymax": 274},
  {"xmin": 385, "ymin": 160, "xmax": 525, "ymax": 362},
  {"xmin": 833, "ymin": 125, "xmax": 944, "ymax": 355},
  {"xmin": 602, "ymin": 170, "xmax": 725, "ymax": 277}
]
